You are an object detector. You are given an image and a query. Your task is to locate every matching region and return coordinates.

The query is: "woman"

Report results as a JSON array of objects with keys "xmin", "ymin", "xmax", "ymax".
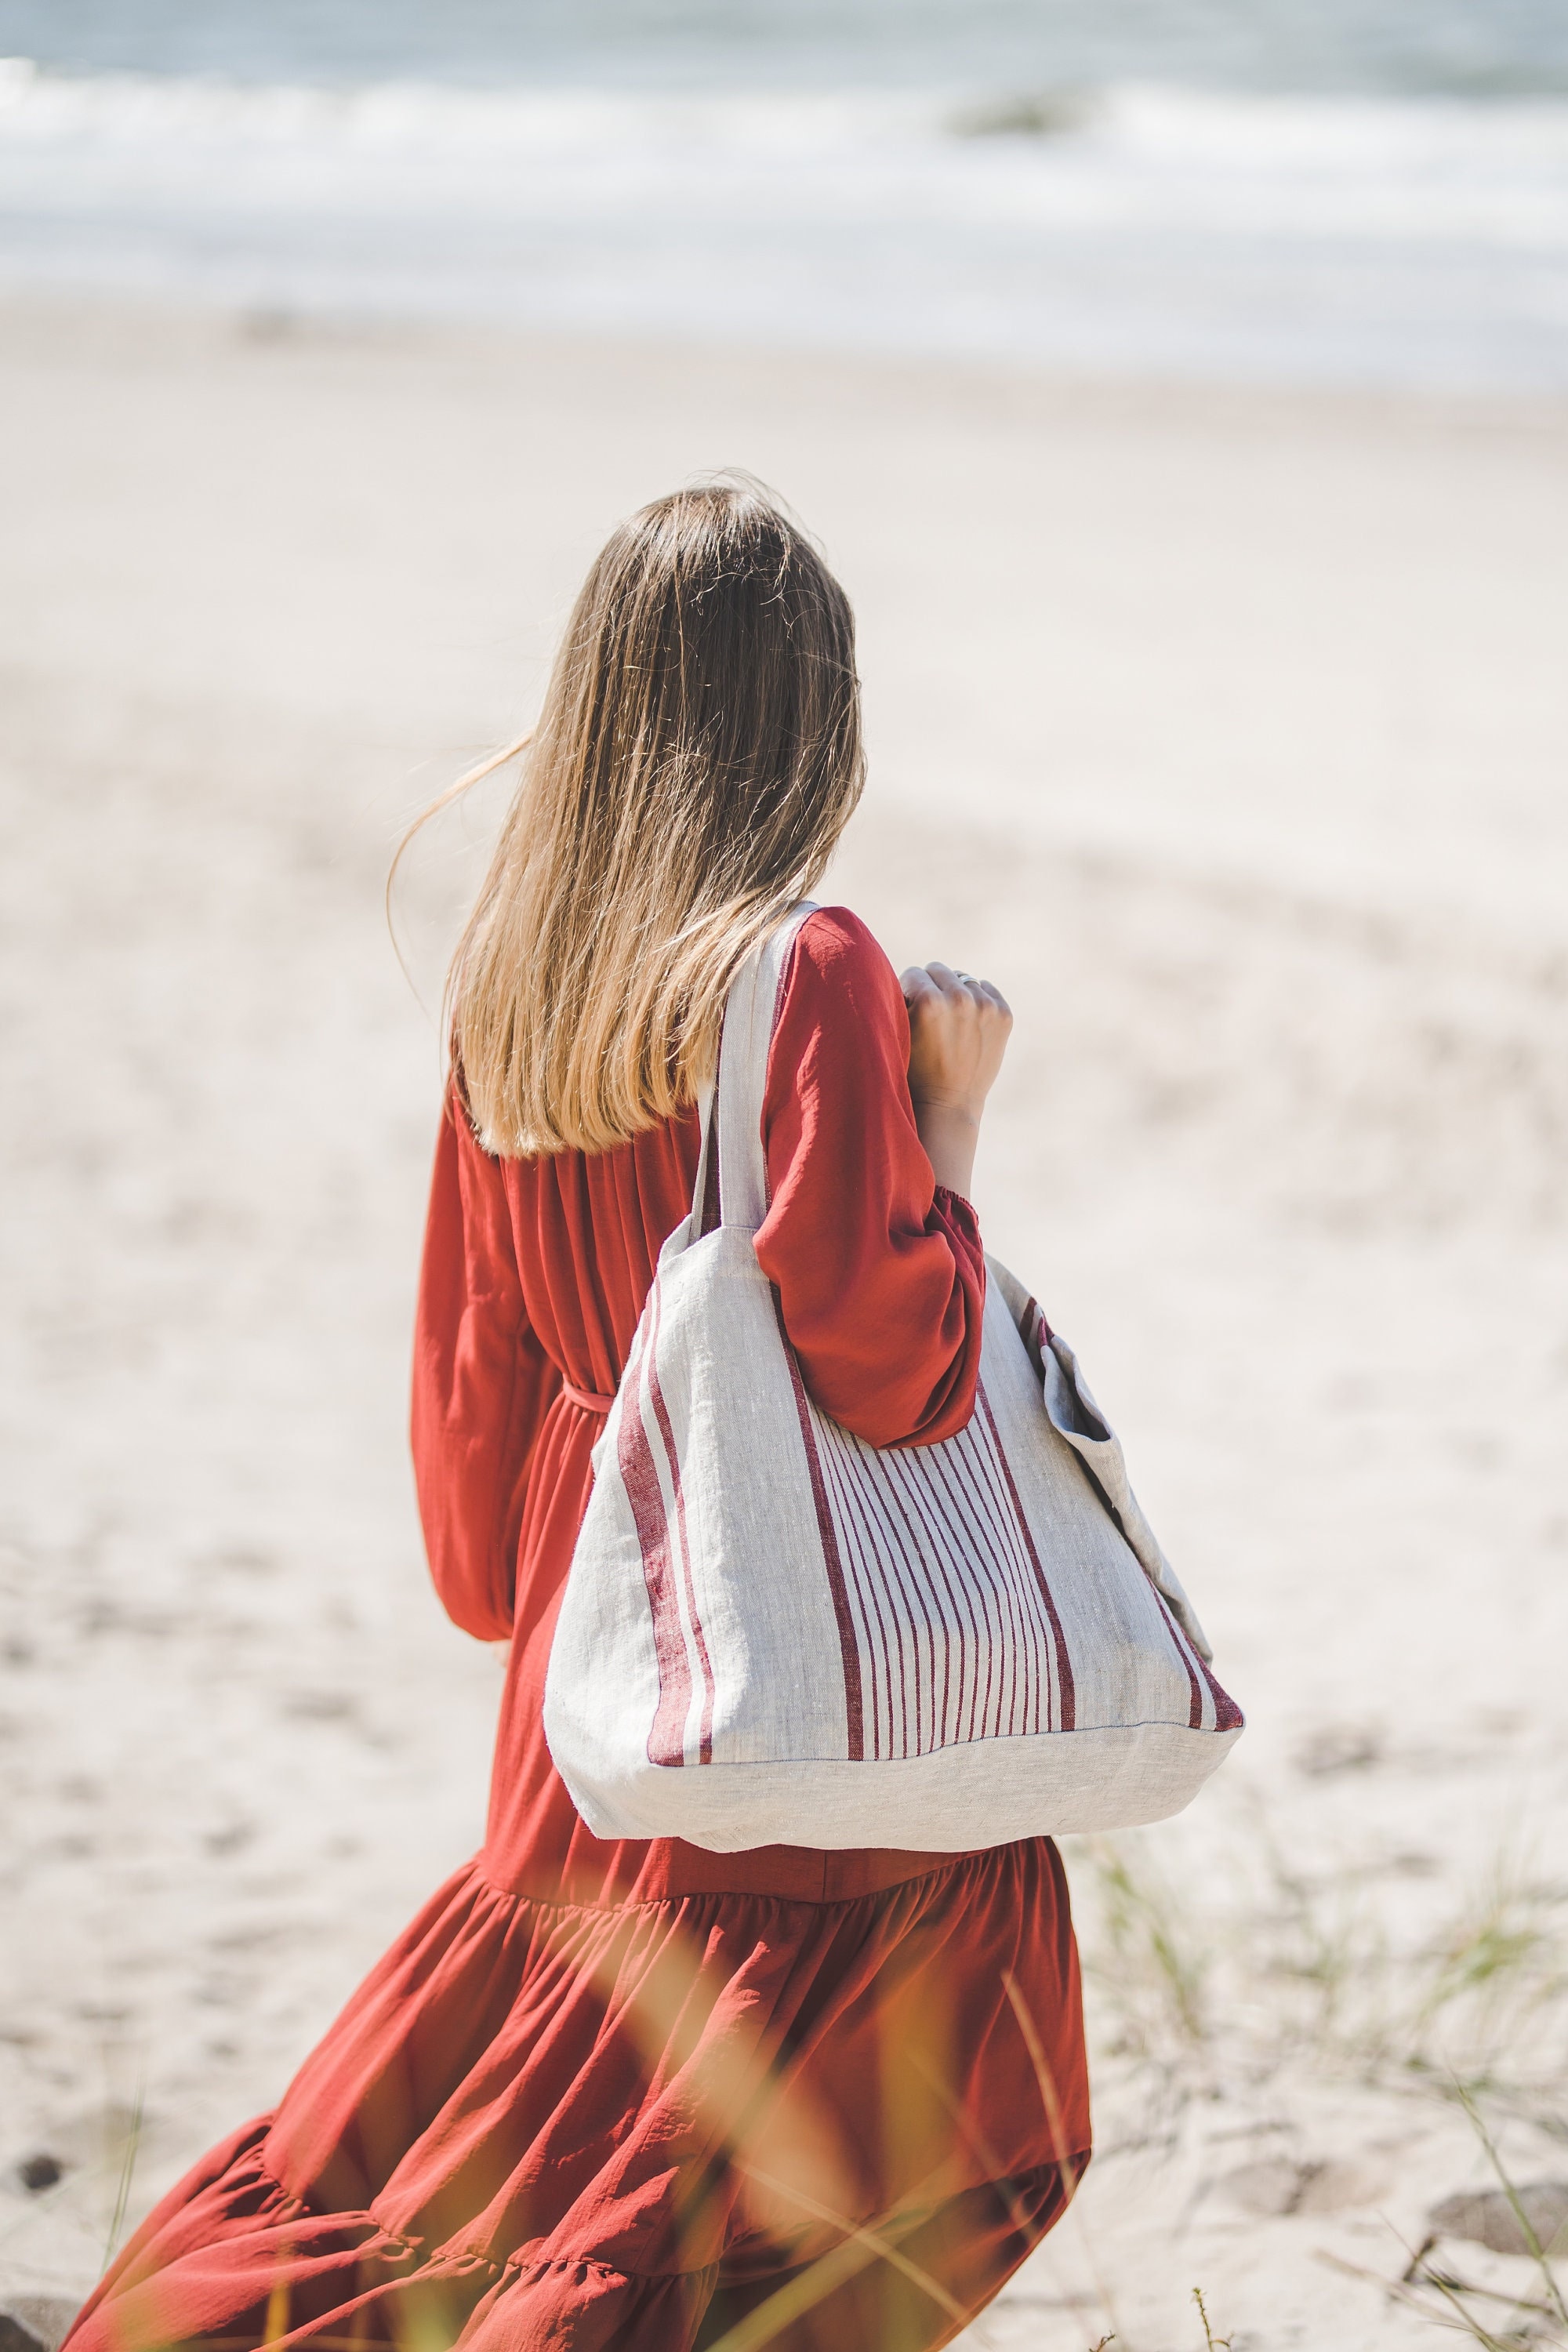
[{"xmin": 70, "ymin": 482, "xmax": 1090, "ymax": 2352}]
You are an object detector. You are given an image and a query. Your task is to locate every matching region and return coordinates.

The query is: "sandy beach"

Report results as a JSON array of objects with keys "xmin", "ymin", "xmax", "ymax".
[{"xmin": 2, "ymin": 293, "xmax": 1566, "ymax": 2350}]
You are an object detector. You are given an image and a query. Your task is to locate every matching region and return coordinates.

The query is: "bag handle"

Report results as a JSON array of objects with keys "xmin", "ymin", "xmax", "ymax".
[{"xmin": 695, "ymin": 902, "xmax": 815, "ymax": 1235}]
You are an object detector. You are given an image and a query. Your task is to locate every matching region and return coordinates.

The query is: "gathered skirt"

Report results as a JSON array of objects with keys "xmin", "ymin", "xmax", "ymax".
[{"xmin": 70, "ymin": 1838, "xmax": 1089, "ymax": 2352}]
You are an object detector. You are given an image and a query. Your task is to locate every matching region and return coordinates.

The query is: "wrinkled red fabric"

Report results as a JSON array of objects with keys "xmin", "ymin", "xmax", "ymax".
[{"xmin": 69, "ymin": 908, "xmax": 1090, "ymax": 2352}]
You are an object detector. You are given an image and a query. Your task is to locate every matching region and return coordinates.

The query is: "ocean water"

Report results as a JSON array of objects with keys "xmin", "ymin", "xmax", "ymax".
[{"xmin": 2, "ymin": 0, "xmax": 1567, "ymax": 388}]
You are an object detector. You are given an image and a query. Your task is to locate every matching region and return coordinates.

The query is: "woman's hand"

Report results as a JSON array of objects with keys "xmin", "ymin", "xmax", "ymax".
[{"xmin": 899, "ymin": 961, "xmax": 1013, "ymax": 1200}]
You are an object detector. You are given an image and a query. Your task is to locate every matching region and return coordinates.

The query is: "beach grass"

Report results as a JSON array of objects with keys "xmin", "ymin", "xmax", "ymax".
[{"xmin": 1032, "ymin": 1820, "xmax": 1568, "ymax": 2352}]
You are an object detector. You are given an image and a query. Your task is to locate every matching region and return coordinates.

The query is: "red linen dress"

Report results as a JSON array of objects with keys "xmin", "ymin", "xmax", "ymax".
[{"xmin": 70, "ymin": 909, "xmax": 1091, "ymax": 2352}]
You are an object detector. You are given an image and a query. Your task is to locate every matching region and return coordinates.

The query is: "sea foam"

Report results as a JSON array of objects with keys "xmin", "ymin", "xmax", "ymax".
[{"xmin": 2, "ymin": 59, "xmax": 1566, "ymax": 386}]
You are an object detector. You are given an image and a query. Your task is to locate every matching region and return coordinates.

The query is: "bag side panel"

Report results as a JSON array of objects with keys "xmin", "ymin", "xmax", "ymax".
[
  {"xmin": 1042, "ymin": 1334, "xmax": 1216, "ymax": 1661},
  {"xmin": 543, "ymin": 1399, "xmax": 668, "ymax": 1831},
  {"xmin": 968, "ymin": 1287, "xmax": 1229, "ymax": 1740}
]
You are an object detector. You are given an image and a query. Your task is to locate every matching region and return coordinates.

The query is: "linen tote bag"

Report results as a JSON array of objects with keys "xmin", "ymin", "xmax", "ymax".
[{"xmin": 545, "ymin": 908, "xmax": 1243, "ymax": 1852}]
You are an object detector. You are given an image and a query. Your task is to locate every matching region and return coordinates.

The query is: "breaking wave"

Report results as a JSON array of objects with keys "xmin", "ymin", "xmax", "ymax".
[{"xmin": 2, "ymin": 58, "xmax": 1567, "ymax": 386}]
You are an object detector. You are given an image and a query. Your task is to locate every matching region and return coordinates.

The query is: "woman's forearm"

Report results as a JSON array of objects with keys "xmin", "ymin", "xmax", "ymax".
[{"xmin": 913, "ymin": 1101, "xmax": 981, "ymax": 1200}]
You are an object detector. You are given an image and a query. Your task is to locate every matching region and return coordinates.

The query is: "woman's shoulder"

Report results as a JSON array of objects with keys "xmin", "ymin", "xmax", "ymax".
[
  {"xmin": 786, "ymin": 904, "xmax": 902, "ymax": 1011},
  {"xmin": 769, "ymin": 906, "xmax": 909, "ymax": 1089}
]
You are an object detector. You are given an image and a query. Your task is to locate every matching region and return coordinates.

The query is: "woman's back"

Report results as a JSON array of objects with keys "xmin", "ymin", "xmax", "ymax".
[{"xmin": 412, "ymin": 906, "xmax": 993, "ymax": 1903}]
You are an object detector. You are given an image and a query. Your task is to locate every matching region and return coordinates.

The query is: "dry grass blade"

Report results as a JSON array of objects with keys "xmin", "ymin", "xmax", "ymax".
[
  {"xmin": 1451, "ymin": 2079, "xmax": 1568, "ymax": 2335},
  {"xmin": 101, "ymin": 2078, "xmax": 146, "ymax": 2273},
  {"xmin": 906, "ymin": 2048, "xmax": 1051, "ymax": 2249},
  {"xmin": 1411, "ymin": 2274, "xmax": 1563, "ymax": 2325},
  {"xmin": 1000, "ymin": 1969, "xmax": 1129, "ymax": 2347},
  {"xmin": 1192, "ymin": 2285, "xmax": 1231, "ymax": 2350},
  {"xmin": 906, "ymin": 2045, "xmax": 1123, "ymax": 2352},
  {"xmin": 1084, "ymin": 1845, "xmax": 1208, "ymax": 2052},
  {"xmin": 1316, "ymin": 2244, "xmax": 1555, "ymax": 2350},
  {"xmin": 702, "ymin": 2158, "xmax": 1000, "ymax": 2352},
  {"xmin": 1001, "ymin": 1969, "xmax": 1082, "ymax": 2201},
  {"xmin": 684, "ymin": 2229, "xmax": 881, "ymax": 2352}
]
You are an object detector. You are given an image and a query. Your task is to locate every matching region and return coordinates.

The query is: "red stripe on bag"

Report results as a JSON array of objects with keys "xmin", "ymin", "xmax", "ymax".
[
  {"xmin": 848, "ymin": 1453, "xmax": 914, "ymax": 1759},
  {"xmin": 944, "ymin": 1423, "xmax": 1032, "ymax": 1739},
  {"xmin": 773, "ymin": 1290, "xmax": 866, "ymax": 1763},
  {"xmin": 1148, "ymin": 1587, "xmax": 1205, "ymax": 1730},
  {"xmin": 960, "ymin": 1417, "xmax": 1038, "ymax": 1739},
  {"xmin": 918, "ymin": 1438, "xmax": 1000, "ymax": 1744},
  {"xmin": 977, "ymin": 1381, "xmax": 1076, "ymax": 1734},
  {"xmin": 618, "ymin": 1298, "xmax": 693, "ymax": 1768},
  {"xmin": 815, "ymin": 1429, "xmax": 893, "ymax": 1759},
  {"xmin": 843, "ymin": 1431, "xmax": 920, "ymax": 1760},
  {"xmin": 1196, "ymin": 1653, "xmax": 1244, "ymax": 1732},
  {"xmin": 644, "ymin": 1294, "xmax": 717, "ymax": 1766},
  {"xmin": 858, "ymin": 1443, "xmax": 945, "ymax": 1757},
  {"xmin": 894, "ymin": 1440, "xmax": 992, "ymax": 1750}
]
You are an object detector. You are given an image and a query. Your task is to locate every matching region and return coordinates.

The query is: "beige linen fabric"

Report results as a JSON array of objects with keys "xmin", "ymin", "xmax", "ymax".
[{"xmin": 544, "ymin": 910, "xmax": 1243, "ymax": 1852}]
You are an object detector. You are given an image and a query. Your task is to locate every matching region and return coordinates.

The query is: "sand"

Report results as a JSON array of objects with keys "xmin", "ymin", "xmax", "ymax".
[{"xmin": 2, "ymin": 294, "xmax": 1566, "ymax": 2351}]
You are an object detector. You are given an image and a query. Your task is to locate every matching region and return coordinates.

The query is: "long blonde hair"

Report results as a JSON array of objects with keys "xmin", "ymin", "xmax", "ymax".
[{"xmin": 424, "ymin": 481, "xmax": 865, "ymax": 1156}]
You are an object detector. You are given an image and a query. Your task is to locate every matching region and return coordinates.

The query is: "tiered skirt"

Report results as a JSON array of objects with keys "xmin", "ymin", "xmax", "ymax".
[{"xmin": 71, "ymin": 1839, "xmax": 1088, "ymax": 2351}]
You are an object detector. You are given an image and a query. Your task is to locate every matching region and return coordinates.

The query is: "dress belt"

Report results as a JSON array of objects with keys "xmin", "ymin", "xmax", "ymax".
[{"xmin": 561, "ymin": 1380, "xmax": 616, "ymax": 1416}]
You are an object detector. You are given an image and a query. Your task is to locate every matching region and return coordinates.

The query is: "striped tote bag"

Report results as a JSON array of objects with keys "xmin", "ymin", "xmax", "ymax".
[{"xmin": 544, "ymin": 908, "xmax": 1243, "ymax": 1852}]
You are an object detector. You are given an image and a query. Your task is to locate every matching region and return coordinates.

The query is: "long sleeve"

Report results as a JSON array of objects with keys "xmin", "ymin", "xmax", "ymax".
[
  {"xmin": 754, "ymin": 907, "xmax": 986, "ymax": 1448},
  {"xmin": 411, "ymin": 1089, "xmax": 563, "ymax": 1640}
]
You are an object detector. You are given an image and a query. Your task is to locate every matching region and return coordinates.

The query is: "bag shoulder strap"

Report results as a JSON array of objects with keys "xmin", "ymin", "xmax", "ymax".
[{"xmin": 700, "ymin": 902, "xmax": 816, "ymax": 1234}]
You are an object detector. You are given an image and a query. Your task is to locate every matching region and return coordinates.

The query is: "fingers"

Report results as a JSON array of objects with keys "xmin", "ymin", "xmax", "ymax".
[
  {"xmin": 924, "ymin": 960, "xmax": 970, "ymax": 1006},
  {"xmin": 955, "ymin": 970, "xmax": 1011, "ymax": 1020},
  {"xmin": 902, "ymin": 961, "xmax": 1011, "ymax": 1021},
  {"xmin": 903, "ymin": 953, "xmax": 1014, "ymax": 1137}
]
